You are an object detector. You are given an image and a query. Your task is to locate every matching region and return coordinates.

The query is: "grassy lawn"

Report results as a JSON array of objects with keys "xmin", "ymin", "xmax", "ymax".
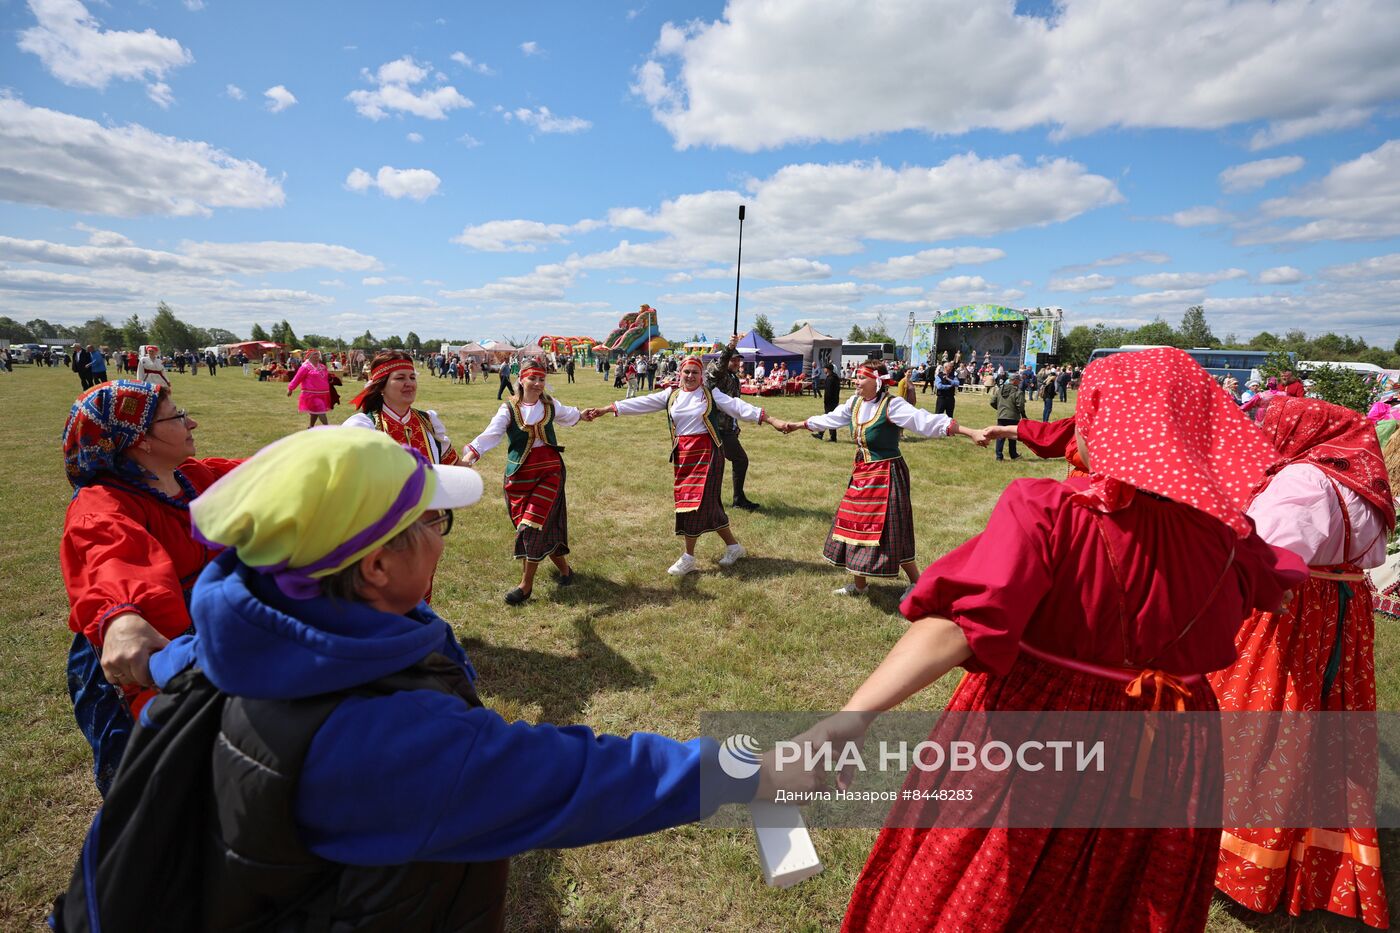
[{"xmin": 0, "ymin": 364, "xmax": 1394, "ymax": 931}]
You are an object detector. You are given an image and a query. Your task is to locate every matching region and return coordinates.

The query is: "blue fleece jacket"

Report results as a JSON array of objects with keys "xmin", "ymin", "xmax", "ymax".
[{"xmin": 158, "ymin": 551, "xmax": 756, "ymax": 866}]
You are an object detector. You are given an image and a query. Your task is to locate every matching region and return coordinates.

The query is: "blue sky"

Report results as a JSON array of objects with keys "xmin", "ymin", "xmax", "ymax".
[{"xmin": 2, "ymin": 0, "xmax": 1398, "ymax": 345}]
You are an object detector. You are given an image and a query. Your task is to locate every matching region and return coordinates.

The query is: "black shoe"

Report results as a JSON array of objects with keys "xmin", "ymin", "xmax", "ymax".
[
  {"xmin": 1010, "ymin": 455, "xmax": 1021, "ymax": 461},
  {"xmin": 827, "ymin": 436, "xmax": 837, "ymax": 442},
  {"xmin": 810, "ymin": 432, "xmax": 823, "ymax": 440},
  {"xmin": 504, "ymin": 587, "xmax": 531, "ymax": 605},
  {"xmin": 734, "ymin": 498, "xmax": 761, "ymax": 511},
  {"xmin": 557, "ymin": 571, "xmax": 575, "ymax": 587},
  {"xmin": 995, "ymin": 456, "xmax": 1004, "ymax": 461}
]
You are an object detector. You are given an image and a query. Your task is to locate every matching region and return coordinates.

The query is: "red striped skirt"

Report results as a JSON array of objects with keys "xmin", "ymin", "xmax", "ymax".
[
  {"xmin": 673, "ymin": 434, "xmax": 728, "ymax": 537},
  {"xmin": 844, "ymin": 649, "xmax": 1221, "ymax": 933},
  {"xmin": 1208, "ymin": 566, "xmax": 1387, "ymax": 928},
  {"xmin": 823, "ymin": 456, "xmax": 914, "ymax": 577},
  {"xmin": 503, "ymin": 446, "xmax": 569, "ymax": 562}
]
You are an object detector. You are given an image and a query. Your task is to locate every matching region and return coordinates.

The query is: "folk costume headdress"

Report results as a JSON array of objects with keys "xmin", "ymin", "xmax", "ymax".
[
  {"xmin": 1073, "ymin": 346, "xmax": 1279, "ymax": 537},
  {"xmin": 349, "ymin": 356, "xmax": 416, "ymax": 410},
  {"xmin": 519, "ymin": 358, "xmax": 548, "ymax": 379},
  {"xmin": 679, "ymin": 355, "xmax": 704, "ymax": 374},
  {"xmin": 191, "ymin": 429, "xmax": 482, "ymax": 599},
  {"xmin": 62, "ymin": 380, "xmax": 164, "ymax": 490},
  {"xmin": 1259, "ymin": 397, "xmax": 1395, "ymax": 530}
]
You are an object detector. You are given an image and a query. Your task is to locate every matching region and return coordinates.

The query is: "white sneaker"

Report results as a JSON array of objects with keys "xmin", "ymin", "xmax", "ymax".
[
  {"xmin": 833, "ymin": 582, "xmax": 868, "ymax": 597},
  {"xmin": 667, "ymin": 553, "xmax": 697, "ymax": 576},
  {"xmin": 717, "ymin": 543, "xmax": 746, "ymax": 567}
]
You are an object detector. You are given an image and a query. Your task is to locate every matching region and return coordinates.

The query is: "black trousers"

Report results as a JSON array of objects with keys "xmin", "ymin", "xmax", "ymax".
[
  {"xmin": 719, "ymin": 430, "xmax": 750, "ymax": 501},
  {"xmin": 497, "ymin": 377, "xmax": 512, "ymax": 399},
  {"xmin": 994, "ymin": 417, "xmax": 1020, "ymax": 459},
  {"xmin": 934, "ymin": 391, "xmax": 956, "ymax": 418},
  {"xmin": 567, "ymin": 370, "xmax": 575, "ymax": 382}
]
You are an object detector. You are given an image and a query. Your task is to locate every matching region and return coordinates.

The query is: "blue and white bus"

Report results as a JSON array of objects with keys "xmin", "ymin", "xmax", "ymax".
[{"xmin": 1087, "ymin": 346, "xmax": 1292, "ymax": 383}]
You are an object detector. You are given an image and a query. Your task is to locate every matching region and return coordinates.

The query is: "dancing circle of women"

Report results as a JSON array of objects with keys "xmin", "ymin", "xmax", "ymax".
[{"xmin": 59, "ymin": 347, "xmax": 1397, "ymax": 931}]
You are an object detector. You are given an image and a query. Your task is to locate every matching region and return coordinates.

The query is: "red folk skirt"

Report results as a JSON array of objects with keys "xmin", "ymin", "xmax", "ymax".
[
  {"xmin": 823, "ymin": 456, "xmax": 914, "ymax": 577},
  {"xmin": 673, "ymin": 434, "xmax": 728, "ymax": 537},
  {"xmin": 843, "ymin": 649, "xmax": 1221, "ymax": 933},
  {"xmin": 503, "ymin": 446, "xmax": 569, "ymax": 562},
  {"xmin": 1207, "ymin": 566, "xmax": 1388, "ymax": 928}
]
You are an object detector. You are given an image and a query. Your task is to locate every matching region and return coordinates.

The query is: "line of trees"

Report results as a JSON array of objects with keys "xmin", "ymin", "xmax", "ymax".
[{"xmin": 1058, "ymin": 305, "xmax": 1400, "ymax": 369}]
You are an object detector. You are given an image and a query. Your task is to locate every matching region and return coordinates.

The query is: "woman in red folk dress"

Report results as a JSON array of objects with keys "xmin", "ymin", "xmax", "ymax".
[
  {"xmin": 463, "ymin": 358, "xmax": 582, "ymax": 606},
  {"xmin": 1209, "ymin": 397, "xmax": 1395, "ymax": 928},
  {"xmin": 61, "ymin": 381, "xmax": 241, "ymax": 794},
  {"xmin": 343, "ymin": 350, "xmax": 460, "ymax": 466},
  {"xmin": 815, "ymin": 347, "xmax": 1305, "ymax": 933}
]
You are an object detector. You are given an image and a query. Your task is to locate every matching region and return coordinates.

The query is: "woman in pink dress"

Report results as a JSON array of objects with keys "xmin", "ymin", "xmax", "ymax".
[
  {"xmin": 286, "ymin": 349, "xmax": 332, "ymax": 428},
  {"xmin": 821, "ymin": 347, "xmax": 1306, "ymax": 933},
  {"xmin": 1210, "ymin": 397, "xmax": 1395, "ymax": 928}
]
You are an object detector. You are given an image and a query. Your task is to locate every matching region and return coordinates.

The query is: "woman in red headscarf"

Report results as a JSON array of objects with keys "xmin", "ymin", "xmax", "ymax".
[
  {"xmin": 1209, "ymin": 397, "xmax": 1395, "ymax": 928},
  {"xmin": 344, "ymin": 350, "xmax": 460, "ymax": 465},
  {"xmin": 463, "ymin": 358, "xmax": 582, "ymax": 605},
  {"xmin": 61, "ymin": 380, "xmax": 242, "ymax": 793},
  {"xmin": 813, "ymin": 347, "xmax": 1306, "ymax": 933}
]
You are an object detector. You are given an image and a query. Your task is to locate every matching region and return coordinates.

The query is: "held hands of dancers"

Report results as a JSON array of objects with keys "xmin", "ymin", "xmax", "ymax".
[
  {"xmin": 753, "ymin": 711, "xmax": 879, "ymax": 800},
  {"xmin": 766, "ymin": 418, "xmax": 807, "ymax": 434}
]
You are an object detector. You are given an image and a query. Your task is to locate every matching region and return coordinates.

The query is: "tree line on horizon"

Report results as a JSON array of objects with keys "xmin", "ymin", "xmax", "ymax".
[{"xmin": 2, "ymin": 303, "xmax": 1394, "ymax": 371}]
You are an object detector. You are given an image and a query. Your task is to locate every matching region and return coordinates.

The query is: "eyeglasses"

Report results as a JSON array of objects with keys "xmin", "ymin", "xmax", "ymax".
[
  {"xmin": 153, "ymin": 408, "xmax": 192, "ymax": 426},
  {"xmin": 419, "ymin": 509, "xmax": 454, "ymax": 537}
]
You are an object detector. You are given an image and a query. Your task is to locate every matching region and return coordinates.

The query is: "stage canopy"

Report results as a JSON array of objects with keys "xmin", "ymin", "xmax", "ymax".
[
  {"xmin": 704, "ymin": 331, "xmax": 802, "ymax": 371},
  {"xmin": 773, "ymin": 324, "xmax": 840, "ymax": 374}
]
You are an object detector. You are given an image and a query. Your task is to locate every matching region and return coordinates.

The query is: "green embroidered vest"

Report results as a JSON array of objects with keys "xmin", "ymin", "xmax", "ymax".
[
  {"xmin": 504, "ymin": 397, "xmax": 561, "ymax": 477},
  {"xmin": 850, "ymin": 392, "xmax": 902, "ymax": 462}
]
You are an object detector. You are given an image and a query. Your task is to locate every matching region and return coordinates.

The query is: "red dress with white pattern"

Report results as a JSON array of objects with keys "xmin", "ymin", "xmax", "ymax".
[{"xmin": 842, "ymin": 477, "xmax": 1304, "ymax": 933}]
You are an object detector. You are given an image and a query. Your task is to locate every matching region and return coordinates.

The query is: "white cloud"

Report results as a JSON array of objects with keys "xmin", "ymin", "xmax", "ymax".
[
  {"xmin": 1087, "ymin": 288, "xmax": 1208, "ymax": 308},
  {"xmin": 264, "ymin": 85, "xmax": 297, "ymax": 112},
  {"xmin": 406, "ymin": 132, "xmax": 423, "ymax": 143},
  {"xmin": 177, "ymin": 241, "xmax": 380, "ymax": 273},
  {"xmin": 457, "ymin": 133, "xmax": 482, "ymax": 148},
  {"xmin": 19, "ymin": 0, "xmax": 192, "ymax": 98},
  {"xmin": 656, "ymin": 290, "xmax": 731, "ymax": 305},
  {"xmin": 520, "ymin": 41, "xmax": 541, "ymax": 56},
  {"xmin": 1048, "ymin": 273, "xmax": 1115, "ymax": 292},
  {"xmin": 225, "ymin": 83, "xmax": 244, "ymax": 100},
  {"xmin": 1130, "ymin": 269, "xmax": 1246, "ymax": 289},
  {"xmin": 1160, "ymin": 206, "xmax": 1233, "ymax": 227},
  {"xmin": 746, "ymin": 258, "xmax": 831, "ymax": 280},
  {"xmin": 452, "ymin": 219, "xmax": 591, "ymax": 252},
  {"xmin": 146, "ymin": 81, "xmax": 173, "ymax": 109},
  {"xmin": 362, "ymin": 276, "xmax": 387, "ymax": 285},
  {"xmin": 344, "ymin": 168, "xmax": 374, "ymax": 192},
  {"xmin": 0, "ymin": 97, "xmax": 284, "ymax": 217},
  {"xmin": 1240, "ymin": 139, "xmax": 1400, "ymax": 244},
  {"xmin": 236, "ymin": 288, "xmax": 333, "ymax": 305},
  {"xmin": 505, "ymin": 106, "xmax": 591, "ymax": 134},
  {"xmin": 1248, "ymin": 107, "xmax": 1372, "ymax": 151},
  {"xmin": 597, "ymin": 156, "xmax": 1118, "ymax": 268},
  {"xmin": 635, "ymin": 0, "xmax": 1400, "ymax": 151},
  {"xmin": 440, "ymin": 262, "xmax": 576, "ymax": 301},
  {"xmin": 347, "ymin": 55, "xmax": 472, "ymax": 120},
  {"xmin": 1219, "ymin": 155, "xmax": 1304, "ymax": 193},
  {"xmin": 1257, "ymin": 265, "xmax": 1304, "ymax": 285},
  {"xmin": 751, "ymin": 282, "xmax": 870, "ymax": 305},
  {"xmin": 1320, "ymin": 252, "xmax": 1400, "ymax": 281},
  {"xmin": 343, "ymin": 166, "xmax": 441, "ymax": 201},
  {"xmin": 1058, "ymin": 251, "xmax": 1171, "ymax": 273},
  {"xmin": 851, "ymin": 246, "xmax": 1004, "ymax": 280},
  {"xmin": 449, "ymin": 51, "xmax": 494, "ymax": 75},
  {"xmin": 183, "ymin": 0, "xmax": 205, "ymax": 10},
  {"xmin": 369, "ymin": 294, "xmax": 438, "ymax": 308}
]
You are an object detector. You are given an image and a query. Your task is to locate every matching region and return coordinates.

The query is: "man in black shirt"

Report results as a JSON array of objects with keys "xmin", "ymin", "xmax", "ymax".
[
  {"xmin": 705, "ymin": 334, "xmax": 761, "ymax": 510},
  {"xmin": 810, "ymin": 363, "xmax": 841, "ymax": 442}
]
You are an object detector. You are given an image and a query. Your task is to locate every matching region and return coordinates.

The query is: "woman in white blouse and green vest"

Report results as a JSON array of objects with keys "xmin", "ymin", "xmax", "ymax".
[
  {"xmin": 464, "ymin": 359, "xmax": 581, "ymax": 605},
  {"xmin": 583, "ymin": 355, "xmax": 774, "ymax": 577},
  {"xmin": 771, "ymin": 359, "xmax": 983, "ymax": 599}
]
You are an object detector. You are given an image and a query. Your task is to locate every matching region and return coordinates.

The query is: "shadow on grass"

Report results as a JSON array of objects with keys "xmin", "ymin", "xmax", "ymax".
[
  {"xmin": 719, "ymin": 555, "xmax": 829, "ymax": 582},
  {"xmin": 553, "ymin": 573, "xmax": 716, "ymax": 613},
  {"xmin": 505, "ymin": 849, "xmax": 623, "ymax": 932},
  {"xmin": 750, "ymin": 502, "xmax": 836, "ymax": 522},
  {"xmin": 462, "ymin": 617, "xmax": 656, "ymax": 723}
]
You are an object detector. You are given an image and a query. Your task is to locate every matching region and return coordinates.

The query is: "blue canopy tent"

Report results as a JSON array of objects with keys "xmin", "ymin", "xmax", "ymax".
[{"xmin": 703, "ymin": 331, "xmax": 802, "ymax": 375}]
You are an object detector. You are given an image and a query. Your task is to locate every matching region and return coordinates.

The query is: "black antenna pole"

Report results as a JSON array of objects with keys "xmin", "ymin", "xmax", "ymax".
[{"xmin": 733, "ymin": 205, "xmax": 746, "ymax": 338}]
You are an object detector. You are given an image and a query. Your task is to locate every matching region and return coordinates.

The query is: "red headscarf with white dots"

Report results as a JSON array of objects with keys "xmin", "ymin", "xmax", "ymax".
[{"xmin": 1074, "ymin": 346, "xmax": 1277, "ymax": 537}]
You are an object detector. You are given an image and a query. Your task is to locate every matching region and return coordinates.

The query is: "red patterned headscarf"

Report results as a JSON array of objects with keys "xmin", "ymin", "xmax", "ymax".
[
  {"xmin": 349, "ymin": 357, "xmax": 416, "ymax": 410},
  {"xmin": 1074, "ymin": 347, "xmax": 1279, "ymax": 537},
  {"xmin": 62, "ymin": 380, "xmax": 164, "ymax": 489},
  {"xmin": 1259, "ymin": 397, "xmax": 1395, "ymax": 529}
]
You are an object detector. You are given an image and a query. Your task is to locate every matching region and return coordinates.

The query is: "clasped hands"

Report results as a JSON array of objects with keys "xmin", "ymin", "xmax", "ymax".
[{"xmin": 765, "ymin": 418, "xmax": 807, "ymax": 435}]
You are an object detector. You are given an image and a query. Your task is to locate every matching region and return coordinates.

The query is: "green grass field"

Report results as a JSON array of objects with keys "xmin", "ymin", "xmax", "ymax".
[{"xmin": 0, "ymin": 364, "xmax": 1393, "ymax": 931}]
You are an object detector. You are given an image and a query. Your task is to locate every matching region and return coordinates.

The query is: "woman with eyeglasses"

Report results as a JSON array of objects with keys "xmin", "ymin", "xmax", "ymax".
[
  {"xmin": 463, "ymin": 358, "xmax": 582, "ymax": 605},
  {"xmin": 60, "ymin": 381, "xmax": 243, "ymax": 794}
]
